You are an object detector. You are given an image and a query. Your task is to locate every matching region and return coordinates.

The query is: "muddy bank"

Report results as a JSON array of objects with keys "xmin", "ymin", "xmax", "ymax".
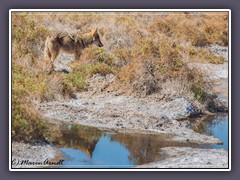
[
  {"xmin": 136, "ymin": 147, "xmax": 228, "ymax": 168},
  {"xmin": 12, "ymin": 142, "xmax": 63, "ymax": 168},
  {"xmin": 37, "ymin": 92, "xmax": 222, "ymax": 144}
]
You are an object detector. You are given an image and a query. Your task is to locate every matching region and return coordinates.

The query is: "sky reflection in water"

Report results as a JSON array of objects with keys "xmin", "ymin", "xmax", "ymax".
[{"xmin": 51, "ymin": 113, "xmax": 228, "ymax": 168}]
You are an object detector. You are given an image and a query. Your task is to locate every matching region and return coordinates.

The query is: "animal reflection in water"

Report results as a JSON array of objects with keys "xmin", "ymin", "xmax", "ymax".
[
  {"xmin": 50, "ymin": 124, "xmax": 102, "ymax": 158},
  {"xmin": 50, "ymin": 124, "xmax": 207, "ymax": 165}
]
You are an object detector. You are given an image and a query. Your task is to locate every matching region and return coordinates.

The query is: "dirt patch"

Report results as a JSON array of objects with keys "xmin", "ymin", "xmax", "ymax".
[{"xmin": 136, "ymin": 147, "xmax": 228, "ymax": 168}]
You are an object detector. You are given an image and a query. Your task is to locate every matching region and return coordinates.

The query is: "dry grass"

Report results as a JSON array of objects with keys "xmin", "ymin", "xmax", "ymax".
[{"xmin": 11, "ymin": 11, "xmax": 228, "ymax": 142}]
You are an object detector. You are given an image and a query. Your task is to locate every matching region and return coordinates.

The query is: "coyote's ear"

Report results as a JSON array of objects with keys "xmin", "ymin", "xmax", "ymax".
[{"xmin": 92, "ymin": 28, "xmax": 97, "ymax": 37}]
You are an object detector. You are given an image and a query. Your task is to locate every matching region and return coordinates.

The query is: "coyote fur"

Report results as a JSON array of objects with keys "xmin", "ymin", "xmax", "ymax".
[{"xmin": 44, "ymin": 28, "xmax": 103, "ymax": 72}]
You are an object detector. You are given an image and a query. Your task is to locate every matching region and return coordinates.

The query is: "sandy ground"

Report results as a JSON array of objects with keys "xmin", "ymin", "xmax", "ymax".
[{"xmin": 136, "ymin": 147, "xmax": 228, "ymax": 168}]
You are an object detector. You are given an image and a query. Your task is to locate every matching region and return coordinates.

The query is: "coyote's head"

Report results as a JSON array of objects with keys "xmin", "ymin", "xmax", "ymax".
[{"xmin": 91, "ymin": 28, "xmax": 103, "ymax": 47}]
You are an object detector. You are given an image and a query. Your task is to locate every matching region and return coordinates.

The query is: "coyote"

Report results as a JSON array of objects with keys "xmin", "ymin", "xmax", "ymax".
[{"xmin": 44, "ymin": 28, "xmax": 103, "ymax": 72}]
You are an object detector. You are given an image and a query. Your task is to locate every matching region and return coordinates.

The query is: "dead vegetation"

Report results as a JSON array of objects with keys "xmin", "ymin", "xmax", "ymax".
[{"xmin": 11, "ymin": 11, "xmax": 228, "ymax": 142}]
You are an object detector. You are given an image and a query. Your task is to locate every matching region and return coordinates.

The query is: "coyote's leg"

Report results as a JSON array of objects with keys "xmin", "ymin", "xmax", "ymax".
[
  {"xmin": 74, "ymin": 51, "xmax": 81, "ymax": 60},
  {"xmin": 44, "ymin": 37, "xmax": 51, "ymax": 61},
  {"xmin": 48, "ymin": 44, "xmax": 60, "ymax": 74},
  {"xmin": 74, "ymin": 41, "xmax": 83, "ymax": 61}
]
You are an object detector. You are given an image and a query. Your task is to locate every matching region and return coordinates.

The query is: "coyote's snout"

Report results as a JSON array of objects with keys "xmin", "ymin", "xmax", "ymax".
[{"xmin": 44, "ymin": 28, "xmax": 103, "ymax": 73}]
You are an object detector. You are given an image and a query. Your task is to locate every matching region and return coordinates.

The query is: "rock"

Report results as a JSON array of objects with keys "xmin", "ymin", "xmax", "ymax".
[
  {"xmin": 61, "ymin": 69, "xmax": 70, "ymax": 74},
  {"xmin": 159, "ymin": 115, "xmax": 170, "ymax": 122},
  {"xmin": 207, "ymin": 95, "xmax": 228, "ymax": 112},
  {"xmin": 186, "ymin": 106, "xmax": 198, "ymax": 117}
]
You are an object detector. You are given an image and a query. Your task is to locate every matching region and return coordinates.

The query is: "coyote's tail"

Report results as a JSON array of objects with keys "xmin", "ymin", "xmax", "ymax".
[{"xmin": 44, "ymin": 36, "xmax": 51, "ymax": 60}]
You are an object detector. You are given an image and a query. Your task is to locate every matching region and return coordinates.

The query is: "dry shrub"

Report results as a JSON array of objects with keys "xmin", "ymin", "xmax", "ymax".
[
  {"xmin": 187, "ymin": 67, "xmax": 212, "ymax": 103},
  {"xmin": 188, "ymin": 47, "xmax": 225, "ymax": 64},
  {"xmin": 134, "ymin": 38, "xmax": 160, "ymax": 57},
  {"xmin": 149, "ymin": 18, "xmax": 174, "ymax": 36},
  {"xmin": 112, "ymin": 48, "xmax": 132, "ymax": 67},
  {"xmin": 160, "ymin": 78, "xmax": 192, "ymax": 99},
  {"xmin": 12, "ymin": 61, "xmax": 81, "ymax": 144},
  {"xmin": 102, "ymin": 24, "xmax": 136, "ymax": 51},
  {"xmin": 132, "ymin": 59, "xmax": 159, "ymax": 97},
  {"xmin": 12, "ymin": 13, "xmax": 48, "ymax": 58},
  {"xmin": 156, "ymin": 37, "xmax": 186, "ymax": 78},
  {"xmin": 119, "ymin": 59, "xmax": 140, "ymax": 83},
  {"xmin": 12, "ymin": 63, "xmax": 49, "ymax": 102},
  {"xmin": 80, "ymin": 46, "xmax": 115, "ymax": 66},
  {"xmin": 115, "ymin": 16, "xmax": 136, "ymax": 27},
  {"xmin": 12, "ymin": 96, "xmax": 49, "ymax": 143},
  {"xmin": 150, "ymin": 12, "xmax": 228, "ymax": 47}
]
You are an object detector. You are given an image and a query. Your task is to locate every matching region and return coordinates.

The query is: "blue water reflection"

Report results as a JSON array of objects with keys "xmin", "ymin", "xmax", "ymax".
[
  {"xmin": 60, "ymin": 134, "xmax": 134, "ymax": 168},
  {"xmin": 51, "ymin": 113, "xmax": 228, "ymax": 168},
  {"xmin": 191, "ymin": 114, "xmax": 228, "ymax": 150},
  {"xmin": 202, "ymin": 115, "xmax": 228, "ymax": 150}
]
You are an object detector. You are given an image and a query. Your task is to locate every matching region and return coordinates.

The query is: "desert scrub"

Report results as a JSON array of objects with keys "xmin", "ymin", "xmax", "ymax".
[
  {"xmin": 66, "ymin": 12, "xmax": 102, "ymax": 24},
  {"xmin": 62, "ymin": 61, "xmax": 114, "ymax": 94},
  {"xmin": 11, "ymin": 61, "xmax": 85, "ymax": 142},
  {"xmin": 11, "ymin": 11, "xmax": 229, "ymax": 142},
  {"xmin": 150, "ymin": 12, "xmax": 228, "ymax": 47},
  {"xmin": 94, "ymin": 48, "xmax": 115, "ymax": 66},
  {"xmin": 12, "ymin": 12, "xmax": 48, "ymax": 59},
  {"xmin": 63, "ymin": 72, "xmax": 87, "ymax": 92},
  {"xmin": 12, "ymin": 62, "xmax": 50, "ymax": 142},
  {"xmin": 155, "ymin": 38, "xmax": 186, "ymax": 78},
  {"xmin": 115, "ymin": 16, "xmax": 136, "ymax": 27},
  {"xmin": 12, "ymin": 63, "xmax": 50, "ymax": 102},
  {"xmin": 80, "ymin": 46, "xmax": 115, "ymax": 65},
  {"xmin": 113, "ymin": 48, "xmax": 132, "ymax": 61},
  {"xmin": 12, "ymin": 97, "xmax": 49, "ymax": 143},
  {"xmin": 187, "ymin": 68, "xmax": 210, "ymax": 103},
  {"xmin": 72, "ymin": 46, "xmax": 115, "ymax": 77},
  {"xmin": 73, "ymin": 62, "xmax": 114, "ymax": 77},
  {"xmin": 134, "ymin": 38, "xmax": 160, "ymax": 57},
  {"xmin": 188, "ymin": 47, "xmax": 225, "ymax": 64},
  {"xmin": 83, "ymin": 63, "xmax": 114, "ymax": 77},
  {"xmin": 119, "ymin": 60, "xmax": 140, "ymax": 82}
]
